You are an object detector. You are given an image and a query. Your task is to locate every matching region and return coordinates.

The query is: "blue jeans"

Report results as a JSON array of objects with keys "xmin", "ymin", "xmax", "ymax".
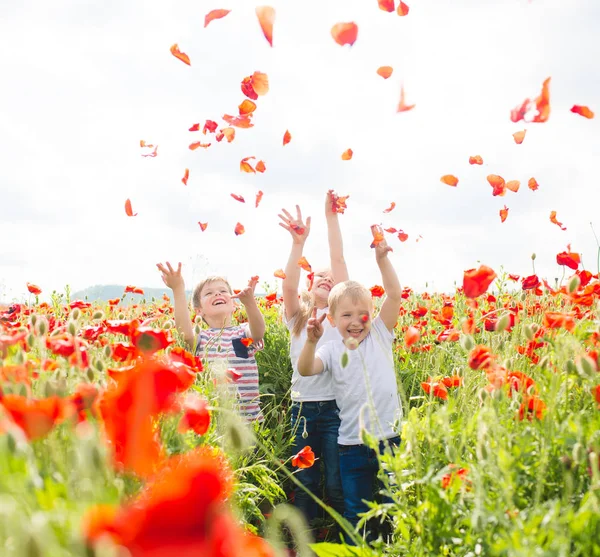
[
  {"xmin": 291, "ymin": 401, "xmax": 345, "ymax": 523},
  {"xmin": 338, "ymin": 436, "xmax": 400, "ymax": 541}
]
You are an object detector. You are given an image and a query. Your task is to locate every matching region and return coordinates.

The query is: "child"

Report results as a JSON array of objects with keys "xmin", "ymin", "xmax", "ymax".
[
  {"xmin": 278, "ymin": 193, "xmax": 347, "ymax": 525},
  {"xmin": 297, "ymin": 239, "xmax": 402, "ymax": 538},
  {"xmin": 156, "ymin": 262, "xmax": 265, "ymax": 422}
]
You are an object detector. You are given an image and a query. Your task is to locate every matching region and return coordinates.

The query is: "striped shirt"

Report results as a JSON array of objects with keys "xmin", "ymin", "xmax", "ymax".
[{"xmin": 195, "ymin": 323, "xmax": 263, "ymax": 422}]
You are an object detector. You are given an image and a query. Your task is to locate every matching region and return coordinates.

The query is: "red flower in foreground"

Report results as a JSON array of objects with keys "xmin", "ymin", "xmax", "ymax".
[
  {"xmin": 0, "ymin": 395, "xmax": 71, "ymax": 440},
  {"xmin": 178, "ymin": 395, "xmax": 211, "ymax": 436},
  {"xmin": 592, "ymin": 385, "xmax": 600, "ymax": 407},
  {"xmin": 131, "ymin": 326, "xmax": 173, "ymax": 355},
  {"xmin": 404, "ymin": 326, "xmax": 420, "ymax": 347},
  {"xmin": 292, "ymin": 446, "xmax": 315, "ymax": 469},
  {"xmin": 83, "ymin": 447, "xmax": 273, "ymax": 557},
  {"xmin": 543, "ymin": 311, "xmax": 576, "ymax": 332},
  {"xmin": 463, "ymin": 265, "xmax": 497, "ymax": 298},
  {"xmin": 370, "ymin": 285, "xmax": 385, "ymax": 298}
]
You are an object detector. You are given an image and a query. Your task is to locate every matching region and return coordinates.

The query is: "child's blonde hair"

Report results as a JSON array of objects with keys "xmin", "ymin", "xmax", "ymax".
[
  {"xmin": 328, "ymin": 281, "xmax": 371, "ymax": 317},
  {"xmin": 290, "ymin": 290, "xmax": 315, "ymax": 337},
  {"xmin": 192, "ymin": 276, "xmax": 232, "ymax": 311}
]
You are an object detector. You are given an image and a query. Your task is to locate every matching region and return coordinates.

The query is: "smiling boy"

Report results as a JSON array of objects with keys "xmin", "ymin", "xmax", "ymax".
[{"xmin": 297, "ymin": 239, "xmax": 402, "ymax": 537}]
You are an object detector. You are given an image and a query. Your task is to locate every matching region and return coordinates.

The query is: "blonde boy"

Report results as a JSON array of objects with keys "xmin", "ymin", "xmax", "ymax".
[
  {"xmin": 157, "ymin": 262, "xmax": 265, "ymax": 422},
  {"xmin": 297, "ymin": 240, "xmax": 402, "ymax": 535}
]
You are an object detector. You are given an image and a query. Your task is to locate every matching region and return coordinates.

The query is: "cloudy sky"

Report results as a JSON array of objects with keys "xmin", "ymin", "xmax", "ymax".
[{"xmin": 1, "ymin": 0, "xmax": 599, "ymax": 302}]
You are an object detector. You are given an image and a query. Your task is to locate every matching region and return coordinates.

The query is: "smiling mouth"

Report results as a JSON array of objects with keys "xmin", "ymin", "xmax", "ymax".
[
  {"xmin": 213, "ymin": 299, "xmax": 227, "ymax": 306},
  {"xmin": 348, "ymin": 329, "xmax": 363, "ymax": 338}
]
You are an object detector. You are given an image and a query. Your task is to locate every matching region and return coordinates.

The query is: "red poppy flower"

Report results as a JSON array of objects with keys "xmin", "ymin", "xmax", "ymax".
[
  {"xmin": 0, "ymin": 395, "xmax": 71, "ymax": 440},
  {"xmin": 421, "ymin": 380, "xmax": 448, "ymax": 400},
  {"xmin": 518, "ymin": 395, "xmax": 546, "ymax": 421},
  {"xmin": 441, "ymin": 375, "xmax": 462, "ymax": 388},
  {"xmin": 463, "ymin": 265, "xmax": 497, "ymax": 298},
  {"xmin": 292, "ymin": 446, "xmax": 316, "ymax": 468},
  {"xmin": 178, "ymin": 395, "xmax": 211, "ymax": 435},
  {"xmin": 556, "ymin": 249, "xmax": 580, "ymax": 270},
  {"xmin": 370, "ymin": 285, "xmax": 385, "ymax": 298},
  {"xmin": 441, "ymin": 466, "xmax": 469, "ymax": 489},
  {"xmin": 26, "ymin": 283, "xmax": 42, "ymax": 295},
  {"xmin": 543, "ymin": 311, "xmax": 576, "ymax": 332},
  {"xmin": 468, "ymin": 345, "xmax": 495, "ymax": 370},
  {"xmin": 522, "ymin": 275, "xmax": 540, "ymax": 291},
  {"xmin": 404, "ymin": 326, "xmax": 420, "ymax": 347},
  {"xmin": 131, "ymin": 327, "xmax": 173, "ymax": 355}
]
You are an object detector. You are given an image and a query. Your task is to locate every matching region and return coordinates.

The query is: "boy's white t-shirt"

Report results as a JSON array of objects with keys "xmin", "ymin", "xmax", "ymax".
[
  {"xmin": 286, "ymin": 307, "xmax": 338, "ymax": 402},
  {"xmin": 316, "ymin": 316, "xmax": 401, "ymax": 445}
]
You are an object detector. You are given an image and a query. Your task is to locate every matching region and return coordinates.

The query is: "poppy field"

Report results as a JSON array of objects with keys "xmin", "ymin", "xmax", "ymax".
[{"xmin": 1, "ymin": 268, "xmax": 600, "ymax": 556}]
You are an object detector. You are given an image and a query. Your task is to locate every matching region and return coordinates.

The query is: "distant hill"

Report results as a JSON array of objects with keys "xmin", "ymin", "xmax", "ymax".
[
  {"xmin": 72, "ymin": 285, "xmax": 191, "ymax": 304},
  {"xmin": 71, "ymin": 284, "xmax": 269, "ymax": 304}
]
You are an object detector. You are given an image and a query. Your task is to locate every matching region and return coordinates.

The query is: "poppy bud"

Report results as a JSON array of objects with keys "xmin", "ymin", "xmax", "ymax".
[
  {"xmin": 459, "ymin": 334, "xmax": 474, "ymax": 351},
  {"xmin": 56, "ymin": 378, "xmax": 67, "ymax": 396},
  {"xmin": 589, "ymin": 452, "xmax": 599, "ymax": 483},
  {"xmin": 568, "ymin": 274, "xmax": 581, "ymax": 294},
  {"xmin": 572, "ymin": 442, "xmax": 585, "ymax": 464},
  {"xmin": 71, "ymin": 308, "xmax": 81, "ymax": 321},
  {"xmin": 86, "ymin": 368, "xmax": 95, "ymax": 381},
  {"xmin": 92, "ymin": 311, "xmax": 104, "ymax": 321},
  {"xmin": 118, "ymin": 312, "xmax": 125, "ymax": 320},
  {"xmin": 67, "ymin": 321, "xmax": 77, "ymax": 336},
  {"xmin": 530, "ymin": 323, "xmax": 540, "ymax": 334},
  {"xmin": 94, "ymin": 359, "xmax": 104, "ymax": 372},
  {"xmin": 163, "ymin": 320, "xmax": 174, "ymax": 330},
  {"xmin": 104, "ymin": 345, "xmax": 112, "ymax": 358},
  {"xmin": 194, "ymin": 324, "xmax": 201, "ymax": 336},
  {"xmin": 495, "ymin": 313, "xmax": 511, "ymax": 333},
  {"xmin": 566, "ymin": 359, "xmax": 577, "ymax": 375},
  {"xmin": 6, "ymin": 433, "xmax": 17, "ymax": 454},
  {"xmin": 35, "ymin": 317, "xmax": 48, "ymax": 337},
  {"xmin": 17, "ymin": 383, "xmax": 27, "ymax": 397},
  {"xmin": 44, "ymin": 381, "xmax": 56, "ymax": 398},
  {"xmin": 26, "ymin": 333, "xmax": 35, "ymax": 348},
  {"xmin": 302, "ymin": 418, "xmax": 308, "ymax": 439},
  {"xmin": 30, "ymin": 314, "xmax": 37, "ymax": 327},
  {"xmin": 50, "ymin": 327, "xmax": 62, "ymax": 337},
  {"xmin": 531, "ymin": 253, "xmax": 536, "ymax": 261},
  {"xmin": 24, "ymin": 534, "xmax": 41, "ymax": 557},
  {"xmin": 477, "ymin": 441, "xmax": 488, "ymax": 461},
  {"xmin": 576, "ymin": 355, "xmax": 596, "ymax": 378},
  {"xmin": 340, "ymin": 352, "xmax": 349, "ymax": 368},
  {"xmin": 195, "ymin": 316, "xmax": 203, "ymax": 324},
  {"xmin": 560, "ymin": 455, "xmax": 574, "ymax": 471},
  {"xmin": 90, "ymin": 446, "xmax": 103, "ymax": 472},
  {"xmin": 538, "ymin": 355, "xmax": 550, "ymax": 369},
  {"xmin": 524, "ymin": 324, "xmax": 534, "ymax": 341},
  {"xmin": 15, "ymin": 350, "xmax": 25, "ymax": 364},
  {"xmin": 344, "ymin": 337, "xmax": 359, "ymax": 351}
]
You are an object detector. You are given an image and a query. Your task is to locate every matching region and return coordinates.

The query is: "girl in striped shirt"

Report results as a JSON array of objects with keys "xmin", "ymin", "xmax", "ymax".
[{"xmin": 157, "ymin": 263, "xmax": 265, "ymax": 422}]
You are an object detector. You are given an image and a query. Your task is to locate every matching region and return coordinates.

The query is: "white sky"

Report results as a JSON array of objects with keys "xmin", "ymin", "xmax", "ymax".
[{"xmin": 1, "ymin": 0, "xmax": 599, "ymax": 302}]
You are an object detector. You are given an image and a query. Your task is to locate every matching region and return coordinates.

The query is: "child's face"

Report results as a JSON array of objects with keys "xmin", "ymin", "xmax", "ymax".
[
  {"xmin": 198, "ymin": 280, "xmax": 234, "ymax": 323},
  {"xmin": 312, "ymin": 270, "xmax": 334, "ymax": 302},
  {"xmin": 332, "ymin": 294, "xmax": 373, "ymax": 345}
]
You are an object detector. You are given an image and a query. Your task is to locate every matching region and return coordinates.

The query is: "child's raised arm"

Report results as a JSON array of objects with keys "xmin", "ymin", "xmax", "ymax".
[
  {"xmin": 278, "ymin": 205, "xmax": 311, "ymax": 321},
  {"xmin": 374, "ymin": 241, "xmax": 402, "ymax": 332},
  {"xmin": 232, "ymin": 276, "xmax": 265, "ymax": 342},
  {"xmin": 325, "ymin": 191, "xmax": 349, "ymax": 283},
  {"xmin": 297, "ymin": 308, "xmax": 326, "ymax": 376},
  {"xmin": 156, "ymin": 261, "xmax": 195, "ymax": 348}
]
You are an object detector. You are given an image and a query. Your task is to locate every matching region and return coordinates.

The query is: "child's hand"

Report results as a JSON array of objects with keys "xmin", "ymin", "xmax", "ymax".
[
  {"xmin": 156, "ymin": 261, "xmax": 185, "ymax": 291},
  {"xmin": 374, "ymin": 239, "xmax": 393, "ymax": 262},
  {"xmin": 232, "ymin": 276, "xmax": 259, "ymax": 306},
  {"xmin": 306, "ymin": 307, "xmax": 326, "ymax": 343},
  {"xmin": 278, "ymin": 205, "xmax": 311, "ymax": 245}
]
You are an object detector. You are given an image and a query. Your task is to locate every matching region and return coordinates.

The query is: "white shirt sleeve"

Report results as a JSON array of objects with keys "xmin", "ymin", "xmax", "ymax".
[
  {"xmin": 372, "ymin": 315, "xmax": 394, "ymax": 343},
  {"xmin": 315, "ymin": 342, "xmax": 332, "ymax": 372}
]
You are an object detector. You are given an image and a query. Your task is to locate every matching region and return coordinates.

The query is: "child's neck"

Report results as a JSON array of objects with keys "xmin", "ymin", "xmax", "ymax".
[
  {"xmin": 204, "ymin": 314, "xmax": 233, "ymax": 329},
  {"xmin": 314, "ymin": 298, "xmax": 328, "ymax": 310}
]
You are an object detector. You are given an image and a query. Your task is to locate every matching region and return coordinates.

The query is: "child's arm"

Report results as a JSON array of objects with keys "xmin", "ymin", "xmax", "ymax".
[
  {"xmin": 297, "ymin": 309, "xmax": 326, "ymax": 376},
  {"xmin": 156, "ymin": 261, "xmax": 195, "ymax": 348},
  {"xmin": 325, "ymin": 191, "xmax": 349, "ymax": 283},
  {"xmin": 374, "ymin": 240, "xmax": 402, "ymax": 331},
  {"xmin": 232, "ymin": 276, "xmax": 265, "ymax": 342},
  {"xmin": 278, "ymin": 205, "xmax": 311, "ymax": 321}
]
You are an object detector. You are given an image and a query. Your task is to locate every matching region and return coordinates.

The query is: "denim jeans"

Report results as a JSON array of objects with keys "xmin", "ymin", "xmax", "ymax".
[
  {"xmin": 338, "ymin": 436, "xmax": 400, "ymax": 541},
  {"xmin": 291, "ymin": 400, "xmax": 345, "ymax": 523}
]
